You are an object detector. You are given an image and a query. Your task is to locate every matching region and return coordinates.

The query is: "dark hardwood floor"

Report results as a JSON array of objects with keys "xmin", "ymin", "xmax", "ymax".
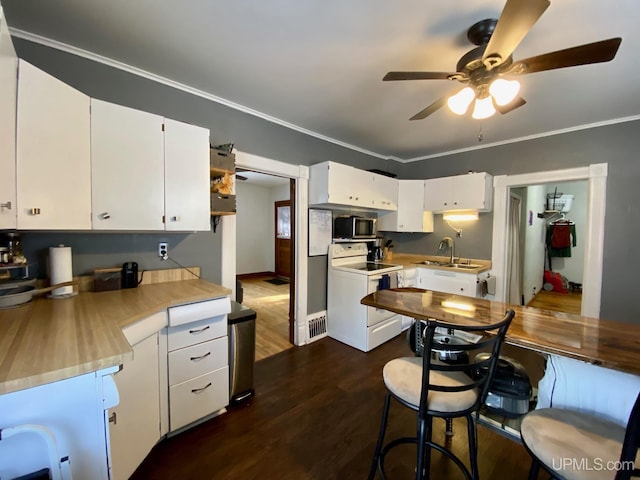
[{"xmin": 131, "ymin": 334, "xmax": 534, "ymax": 479}]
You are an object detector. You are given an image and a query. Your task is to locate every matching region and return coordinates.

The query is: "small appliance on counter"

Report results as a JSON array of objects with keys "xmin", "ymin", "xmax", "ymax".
[
  {"xmin": 367, "ymin": 237, "xmax": 385, "ymax": 262},
  {"xmin": 121, "ymin": 262, "xmax": 139, "ymax": 289}
]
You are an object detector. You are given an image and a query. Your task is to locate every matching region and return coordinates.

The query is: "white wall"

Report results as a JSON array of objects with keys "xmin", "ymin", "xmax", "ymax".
[
  {"xmin": 236, "ymin": 182, "xmax": 273, "ymax": 275},
  {"xmin": 545, "ymin": 181, "xmax": 587, "ymax": 284},
  {"xmin": 522, "ymin": 184, "xmax": 547, "ymax": 304},
  {"xmin": 235, "ymin": 181, "xmax": 291, "ymax": 275}
]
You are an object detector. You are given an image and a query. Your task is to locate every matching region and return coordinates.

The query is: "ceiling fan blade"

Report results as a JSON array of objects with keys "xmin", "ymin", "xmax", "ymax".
[
  {"xmin": 509, "ymin": 38, "xmax": 622, "ymax": 75},
  {"xmin": 483, "ymin": 0, "xmax": 550, "ymax": 68},
  {"xmin": 496, "ymin": 96, "xmax": 526, "ymax": 114},
  {"xmin": 383, "ymin": 71, "xmax": 456, "ymax": 81},
  {"xmin": 409, "ymin": 97, "xmax": 448, "ymax": 120}
]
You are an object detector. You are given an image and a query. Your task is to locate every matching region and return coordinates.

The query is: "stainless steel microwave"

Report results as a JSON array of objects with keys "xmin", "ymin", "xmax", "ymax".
[{"xmin": 334, "ymin": 215, "xmax": 377, "ymax": 239}]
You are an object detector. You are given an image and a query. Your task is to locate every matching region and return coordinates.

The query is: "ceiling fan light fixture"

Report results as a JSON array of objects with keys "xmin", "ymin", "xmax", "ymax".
[
  {"xmin": 447, "ymin": 87, "xmax": 475, "ymax": 115},
  {"xmin": 489, "ymin": 78, "xmax": 521, "ymax": 106},
  {"xmin": 471, "ymin": 95, "xmax": 496, "ymax": 119}
]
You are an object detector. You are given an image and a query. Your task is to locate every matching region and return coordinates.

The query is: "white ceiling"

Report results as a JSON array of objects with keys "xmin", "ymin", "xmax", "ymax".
[{"xmin": 3, "ymin": 0, "xmax": 640, "ymax": 162}]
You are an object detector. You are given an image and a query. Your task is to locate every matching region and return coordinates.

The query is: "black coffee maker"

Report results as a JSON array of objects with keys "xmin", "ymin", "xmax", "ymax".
[{"xmin": 367, "ymin": 238, "xmax": 384, "ymax": 262}]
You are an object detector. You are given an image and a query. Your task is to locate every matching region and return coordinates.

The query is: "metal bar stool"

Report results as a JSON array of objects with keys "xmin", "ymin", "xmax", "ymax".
[{"xmin": 368, "ymin": 309, "xmax": 515, "ymax": 480}]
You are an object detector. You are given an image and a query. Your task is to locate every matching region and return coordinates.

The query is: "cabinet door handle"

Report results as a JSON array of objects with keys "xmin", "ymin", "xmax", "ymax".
[
  {"xmin": 108, "ymin": 412, "xmax": 117, "ymax": 425},
  {"xmin": 0, "ymin": 201, "xmax": 11, "ymax": 211},
  {"xmin": 99, "ymin": 212, "xmax": 111, "ymax": 220},
  {"xmin": 170, "ymin": 216, "xmax": 180, "ymax": 222},
  {"xmin": 191, "ymin": 382, "xmax": 212, "ymax": 394},
  {"xmin": 29, "ymin": 208, "xmax": 41, "ymax": 215},
  {"xmin": 189, "ymin": 325, "xmax": 210, "ymax": 334},
  {"xmin": 190, "ymin": 351, "xmax": 211, "ymax": 362}
]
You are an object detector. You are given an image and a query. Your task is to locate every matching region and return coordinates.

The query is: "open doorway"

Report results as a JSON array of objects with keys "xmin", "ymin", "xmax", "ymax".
[
  {"xmin": 491, "ymin": 164, "xmax": 607, "ymax": 317},
  {"xmin": 507, "ymin": 181, "xmax": 586, "ymax": 315},
  {"xmin": 235, "ymin": 171, "xmax": 295, "ymax": 361}
]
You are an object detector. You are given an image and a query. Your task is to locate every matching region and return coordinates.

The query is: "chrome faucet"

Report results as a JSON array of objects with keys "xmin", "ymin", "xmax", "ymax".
[{"xmin": 438, "ymin": 236, "xmax": 455, "ymax": 264}]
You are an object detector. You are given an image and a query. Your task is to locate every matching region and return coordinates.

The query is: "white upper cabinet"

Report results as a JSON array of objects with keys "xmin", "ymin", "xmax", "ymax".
[
  {"xmin": 92, "ymin": 100, "xmax": 211, "ymax": 231},
  {"xmin": 164, "ymin": 118, "xmax": 210, "ymax": 231},
  {"xmin": 0, "ymin": 6, "xmax": 17, "ymax": 229},
  {"xmin": 372, "ymin": 173, "xmax": 398, "ymax": 211},
  {"xmin": 378, "ymin": 180, "xmax": 434, "ymax": 232},
  {"xmin": 423, "ymin": 172, "xmax": 493, "ymax": 212},
  {"xmin": 310, "ymin": 161, "xmax": 372, "ymax": 209},
  {"xmin": 91, "ymin": 98, "xmax": 165, "ymax": 230},
  {"xmin": 309, "ymin": 161, "xmax": 398, "ymax": 211},
  {"xmin": 16, "ymin": 60, "xmax": 91, "ymax": 230}
]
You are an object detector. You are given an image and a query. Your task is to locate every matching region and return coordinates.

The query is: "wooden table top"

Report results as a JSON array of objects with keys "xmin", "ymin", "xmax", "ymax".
[
  {"xmin": 0, "ymin": 279, "xmax": 231, "ymax": 395},
  {"xmin": 362, "ymin": 288, "xmax": 640, "ymax": 376}
]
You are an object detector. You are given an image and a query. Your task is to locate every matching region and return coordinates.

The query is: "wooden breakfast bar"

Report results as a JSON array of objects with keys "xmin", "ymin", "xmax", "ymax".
[
  {"xmin": 361, "ymin": 287, "xmax": 640, "ymax": 375},
  {"xmin": 362, "ymin": 287, "xmax": 640, "ymax": 439}
]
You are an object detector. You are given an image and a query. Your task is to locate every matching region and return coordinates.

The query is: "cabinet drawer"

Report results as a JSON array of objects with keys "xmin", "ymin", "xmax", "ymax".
[
  {"xmin": 167, "ymin": 316, "xmax": 227, "ymax": 352},
  {"xmin": 168, "ymin": 297, "xmax": 230, "ymax": 327},
  {"xmin": 367, "ymin": 315, "xmax": 401, "ymax": 351},
  {"xmin": 169, "ymin": 367, "xmax": 229, "ymax": 431},
  {"xmin": 168, "ymin": 337, "xmax": 228, "ymax": 386}
]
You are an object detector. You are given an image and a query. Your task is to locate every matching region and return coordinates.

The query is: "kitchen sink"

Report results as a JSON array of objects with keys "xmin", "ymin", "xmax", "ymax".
[
  {"xmin": 445, "ymin": 264, "xmax": 483, "ymax": 270},
  {"xmin": 415, "ymin": 261, "xmax": 483, "ymax": 270},
  {"xmin": 419, "ymin": 260, "xmax": 450, "ymax": 266}
]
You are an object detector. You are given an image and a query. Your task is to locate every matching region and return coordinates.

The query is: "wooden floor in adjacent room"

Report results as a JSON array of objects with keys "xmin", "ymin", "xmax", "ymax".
[
  {"xmin": 241, "ymin": 275, "xmax": 293, "ymax": 361},
  {"xmin": 526, "ymin": 289, "xmax": 582, "ymax": 315},
  {"xmin": 131, "ymin": 334, "xmax": 535, "ymax": 480}
]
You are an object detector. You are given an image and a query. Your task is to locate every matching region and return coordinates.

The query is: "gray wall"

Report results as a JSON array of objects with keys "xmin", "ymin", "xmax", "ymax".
[
  {"xmin": 396, "ymin": 121, "xmax": 640, "ymax": 322},
  {"xmin": 11, "ymin": 38, "xmax": 640, "ymax": 323}
]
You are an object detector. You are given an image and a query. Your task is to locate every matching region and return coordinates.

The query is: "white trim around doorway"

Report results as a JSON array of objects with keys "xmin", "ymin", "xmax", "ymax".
[
  {"xmin": 220, "ymin": 151, "xmax": 310, "ymax": 346},
  {"xmin": 491, "ymin": 163, "xmax": 607, "ymax": 318}
]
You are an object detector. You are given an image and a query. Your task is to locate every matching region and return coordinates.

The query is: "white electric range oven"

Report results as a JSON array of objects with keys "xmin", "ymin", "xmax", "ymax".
[{"xmin": 327, "ymin": 243, "xmax": 403, "ymax": 352}]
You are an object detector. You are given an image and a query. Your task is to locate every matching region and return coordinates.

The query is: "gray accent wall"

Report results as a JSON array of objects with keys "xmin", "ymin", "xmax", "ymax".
[
  {"xmin": 10, "ymin": 38, "xmax": 640, "ymax": 323},
  {"xmin": 396, "ymin": 121, "xmax": 640, "ymax": 322}
]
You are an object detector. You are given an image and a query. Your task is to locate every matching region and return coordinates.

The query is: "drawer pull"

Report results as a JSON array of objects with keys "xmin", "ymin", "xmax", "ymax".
[
  {"xmin": 191, "ymin": 382, "xmax": 212, "ymax": 394},
  {"xmin": 189, "ymin": 325, "xmax": 211, "ymax": 334},
  {"xmin": 190, "ymin": 352, "xmax": 211, "ymax": 362}
]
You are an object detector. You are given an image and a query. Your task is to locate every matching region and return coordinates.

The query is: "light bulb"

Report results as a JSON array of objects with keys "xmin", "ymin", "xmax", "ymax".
[
  {"xmin": 447, "ymin": 87, "xmax": 475, "ymax": 115},
  {"xmin": 472, "ymin": 96, "xmax": 496, "ymax": 119},
  {"xmin": 489, "ymin": 79, "xmax": 520, "ymax": 106}
]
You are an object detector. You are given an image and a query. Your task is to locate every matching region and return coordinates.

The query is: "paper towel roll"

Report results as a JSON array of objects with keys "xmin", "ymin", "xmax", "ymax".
[{"xmin": 49, "ymin": 245, "xmax": 73, "ymax": 296}]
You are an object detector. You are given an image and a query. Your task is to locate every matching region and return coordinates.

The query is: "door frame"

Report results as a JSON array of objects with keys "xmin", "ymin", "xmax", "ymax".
[
  {"xmin": 491, "ymin": 163, "xmax": 607, "ymax": 317},
  {"xmin": 274, "ymin": 199, "xmax": 292, "ymax": 279},
  {"xmin": 221, "ymin": 151, "xmax": 309, "ymax": 346}
]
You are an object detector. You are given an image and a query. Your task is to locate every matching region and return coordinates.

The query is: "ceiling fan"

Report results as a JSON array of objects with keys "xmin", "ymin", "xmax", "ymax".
[{"xmin": 384, "ymin": 0, "xmax": 622, "ymax": 120}]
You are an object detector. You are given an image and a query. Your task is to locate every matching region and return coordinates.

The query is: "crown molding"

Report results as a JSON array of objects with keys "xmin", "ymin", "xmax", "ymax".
[{"xmin": 10, "ymin": 28, "xmax": 640, "ymax": 166}]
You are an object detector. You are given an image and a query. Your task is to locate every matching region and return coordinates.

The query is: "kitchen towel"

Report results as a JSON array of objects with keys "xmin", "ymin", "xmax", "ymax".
[{"xmin": 49, "ymin": 245, "xmax": 73, "ymax": 296}]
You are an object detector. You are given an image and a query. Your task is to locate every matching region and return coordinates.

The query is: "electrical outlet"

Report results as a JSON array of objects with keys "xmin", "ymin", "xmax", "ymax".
[{"xmin": 158, "ymin": 242, "xmax": 168, "ymax": 259}]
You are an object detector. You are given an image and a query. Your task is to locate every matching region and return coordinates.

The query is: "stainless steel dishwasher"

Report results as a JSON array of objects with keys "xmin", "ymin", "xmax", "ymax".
[{"xmin": 228, "ymin": 301, "xmax": 257, "ymax": 403}]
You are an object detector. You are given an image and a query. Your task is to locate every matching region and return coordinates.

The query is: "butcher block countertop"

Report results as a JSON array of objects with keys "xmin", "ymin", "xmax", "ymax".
[
  {"xmin": 0, "ymin": 279, "xmax": 231, "ymax": 395},
  {"xmin": 362, "ymin": 288, "xmax": 640, "ymax": 376}
]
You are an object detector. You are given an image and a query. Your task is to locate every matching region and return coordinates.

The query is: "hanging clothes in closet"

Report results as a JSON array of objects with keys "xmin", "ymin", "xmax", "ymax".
[{"xmin": 546, "ymin": 220, "xmax": 577, "ymax": 270}]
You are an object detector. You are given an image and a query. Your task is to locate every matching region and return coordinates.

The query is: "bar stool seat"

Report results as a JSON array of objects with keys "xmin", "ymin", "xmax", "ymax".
[
  {"xmin": 383, "ymin": 357, "xmax": 478, "ymax": 412},
  {"xmin": 521, "ymin": 392, "xmax": 640, "ymax": 480}
]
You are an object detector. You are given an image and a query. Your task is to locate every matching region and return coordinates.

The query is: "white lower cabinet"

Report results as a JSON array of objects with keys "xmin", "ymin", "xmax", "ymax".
[
  {"xmin": 109, "ymin": 332, "xmax": 161, "ymax": 480},
  {"xmin": 166, "ymin": 297, "xmax": 231, "ymax": 433},
  {"xmin": 417, "ymin": 267, "xmax": 479, "ymax": 298}
]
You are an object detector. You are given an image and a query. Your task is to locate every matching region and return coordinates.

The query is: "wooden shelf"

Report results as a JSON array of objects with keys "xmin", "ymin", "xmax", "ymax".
[
  {"xmin": 210, "ymin": 211, "xmax": 236, "ymax": 217},
  {"xmin": 210, "ymin": 167, "xmax": 234, "ymax": 177}
]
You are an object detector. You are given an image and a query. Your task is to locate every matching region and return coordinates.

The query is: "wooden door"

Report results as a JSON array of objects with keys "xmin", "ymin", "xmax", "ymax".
[{"xmin": 275, "ymin": 200, "xmax": 291, "ymax": 279}]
